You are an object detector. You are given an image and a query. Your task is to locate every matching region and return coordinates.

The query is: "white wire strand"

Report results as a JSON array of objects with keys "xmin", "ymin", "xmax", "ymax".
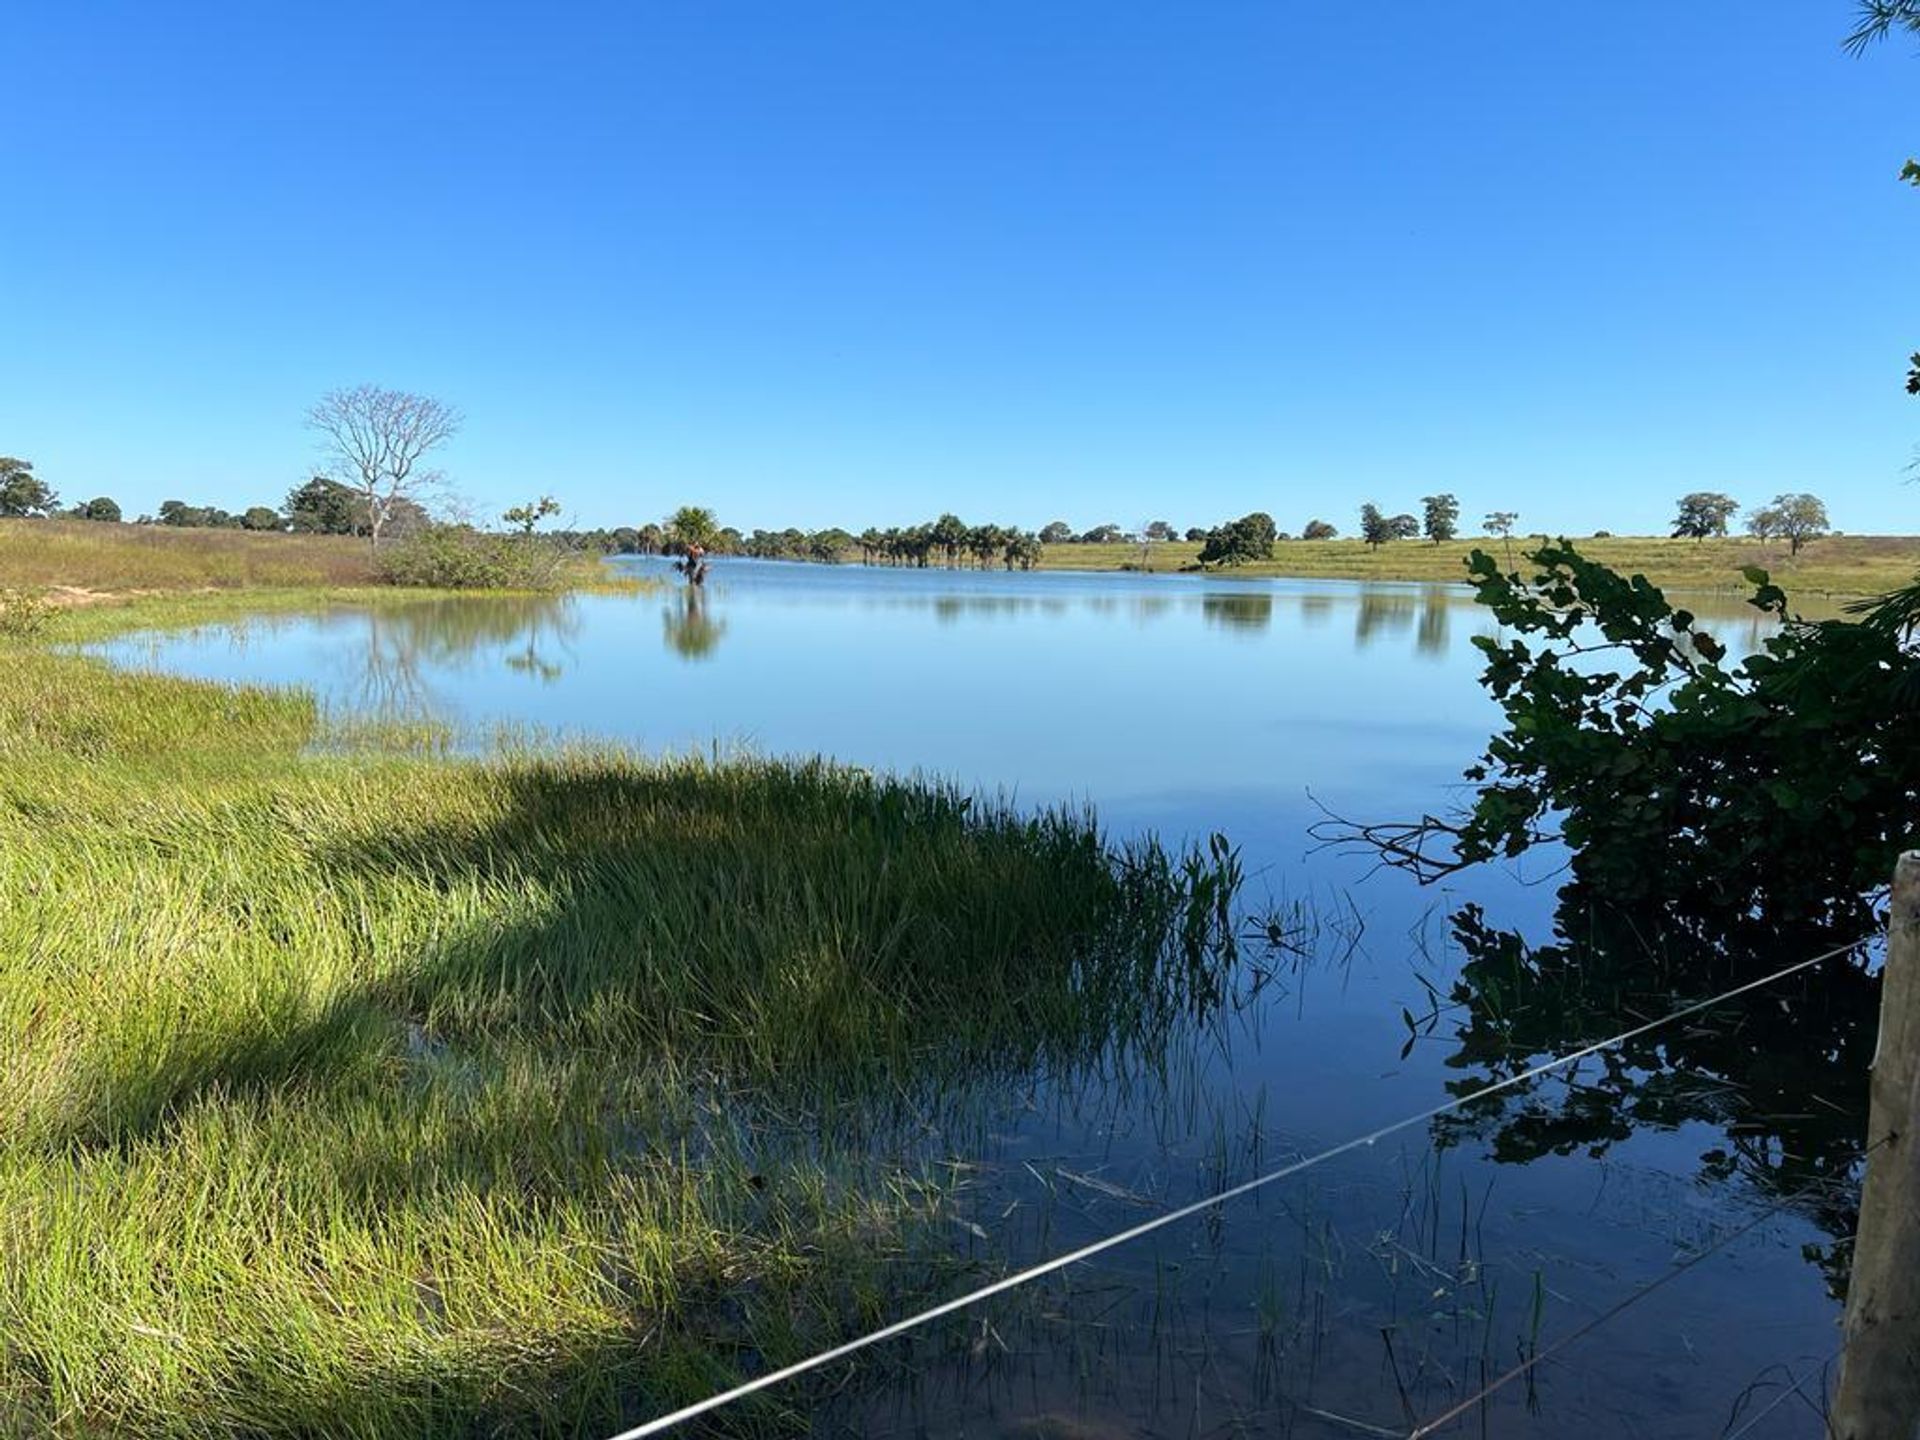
[{"xmin": 606, "ymin": 935, "xmax": 1872, "ymax": 1440}]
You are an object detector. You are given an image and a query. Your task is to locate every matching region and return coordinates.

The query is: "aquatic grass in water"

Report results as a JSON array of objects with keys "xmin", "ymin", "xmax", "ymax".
[{"xmin": 0, "ymin": 642, "xmax": 1241, "ymax": 1436}]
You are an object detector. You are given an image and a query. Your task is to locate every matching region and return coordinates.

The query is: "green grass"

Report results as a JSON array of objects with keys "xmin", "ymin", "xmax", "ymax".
[
  {"xmin": 0, "ymin": 632, "xmax": 1238, "ymax": 1436},
  {"xmin": 0, "ymin": 517, "xmax": 382, "ymax": 593},
  {"xmin": 1038, "ymin": 534, "xmax": 1920, "ymax": 598}
]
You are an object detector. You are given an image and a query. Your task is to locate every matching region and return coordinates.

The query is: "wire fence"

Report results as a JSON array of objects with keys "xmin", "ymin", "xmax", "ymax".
[{"xmin": 606, "ymin": 933, "xmax": 1876, "ymax": 1440}]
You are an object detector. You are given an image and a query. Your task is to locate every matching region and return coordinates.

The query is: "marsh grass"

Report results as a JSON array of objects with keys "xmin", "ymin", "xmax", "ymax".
[{"xmin": 0, "ymin": 639, "xmax": 1241, "ymax": 1436}]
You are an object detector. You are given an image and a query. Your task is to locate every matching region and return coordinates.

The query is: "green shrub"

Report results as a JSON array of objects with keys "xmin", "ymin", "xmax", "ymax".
[{"xmin": 374, "ymin": 526, "xmax": 569, "ymax": 590}]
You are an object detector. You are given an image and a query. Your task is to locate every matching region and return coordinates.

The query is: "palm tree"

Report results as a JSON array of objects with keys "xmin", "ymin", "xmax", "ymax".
[{"xmin": 665, "ymin": 505, "xmax": 718, "ymax": 585}]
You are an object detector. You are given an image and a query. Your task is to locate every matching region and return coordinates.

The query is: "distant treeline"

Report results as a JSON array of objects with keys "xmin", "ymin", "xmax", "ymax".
[{"xmin": 586, "ymin": 515, "xmax": 1046, "ymax": 570}]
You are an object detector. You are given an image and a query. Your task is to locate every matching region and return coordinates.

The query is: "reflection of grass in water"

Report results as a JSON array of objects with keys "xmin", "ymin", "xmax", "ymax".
[{"xmin": 0, "ymin": 642, "xmax": 1243, "ymax": 1437}]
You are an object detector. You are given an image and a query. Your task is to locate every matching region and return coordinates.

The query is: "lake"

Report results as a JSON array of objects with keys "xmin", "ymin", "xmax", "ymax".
[{"xmin": 93, "ymin": 559, "xmax": 1851, "ymax": 1438}]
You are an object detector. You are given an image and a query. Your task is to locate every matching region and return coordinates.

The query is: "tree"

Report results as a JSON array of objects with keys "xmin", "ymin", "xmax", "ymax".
[
  {"xmin": 929, "ymin": 512, "xmax": 968, "ymax": 566},
  {"xmin": 286, "ymin": 476, "xmax": 367, "ymax": 535},
  {"xmin": 1143, "ymin": 520, "xmax": 1176, "ymax": 542},
  {"xmin": 1671, "ymin": 491, "xmax": 1738, "ymax": 540},
  {"xmin": 1420, "ymin": 493, "xmax": 1460, "ymax": 544},
  {"xmin": 665, "ymin": 505, "xmax": 718, "ymax": 552},
  {"xmin": 241, "ymin": 506, "xmax": 283, "ymax": 532},
  {"xmin": 665, "ymin": 505, "xmax": 718, "ymax": 585},
  {"xmin": 1197, "ymin": 512, "xmax": 1277, "ymax": 568},
  {"xmin": 1039, "ymin": 520, "xmax": 1074, "ymax": 545},
  {"xmin": 306, "ymin": 385, "xmax": 461, "ymax": 550},
  {"xmin": 1080, "ymin": 523, "xmax": 1126, "ymax": 544},
  {"xmin": 1747, "ymin": 492, "xmax": 1830, "ymax": 555},
  {"xmin": 0, "ymin": 458, "xmax": 56, "ymax": 517},
  {"xmin": 1301, "ymin": 519, "xmax": 1337, "ymax": 541},
  {"xmin": 503, "ymin": 495, "xmax": 562, "ymax": 536},
  {"xmin": 1359, "ymin": 503, "xmax": 1392, "ymax": 549},
  {"xmin": 1184, "ymin": 526, "xmax": 1208, "ymax": 542},
  {"xmin": 1387, "ymin": 513, "xmax": 1420, "ymax": 541},
  {"xmin": 70, "ymin": 496, "xmax": 122, "ymax": 523},
  {"xmin": 1344, "ymin": 541, "xmax": 1919, "ymax": 933},
  {"xmin": 1483, "ymin": 511, "xmax": 1519, "ymax": 538}
]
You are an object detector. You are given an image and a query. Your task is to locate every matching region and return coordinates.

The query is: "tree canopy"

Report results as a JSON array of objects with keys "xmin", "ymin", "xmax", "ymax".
[{"xmin": 0, "ymin": 458, "xmax": 56, "ymax": 518}]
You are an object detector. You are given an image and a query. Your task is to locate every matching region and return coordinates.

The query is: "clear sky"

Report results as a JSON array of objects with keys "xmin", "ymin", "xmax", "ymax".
[{"xmin": 2, "ymin": 3, "xmax": 1914, "ymax": 536}]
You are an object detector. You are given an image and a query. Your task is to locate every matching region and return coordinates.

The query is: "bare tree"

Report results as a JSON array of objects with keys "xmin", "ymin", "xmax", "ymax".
[{"xmin": 306, "ymin": 385, "xmax": 461, "ymax": 550}]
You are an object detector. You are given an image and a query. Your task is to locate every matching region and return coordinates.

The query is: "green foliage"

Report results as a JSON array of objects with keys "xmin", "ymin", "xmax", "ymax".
[
  {"xmin": 374, "ymin": 525, "xmax": 570, "ymax": 590},
  {"xmin": 663, "ymin": 504, "xmax": 718, "ymax": 552},
  {"xmin": 1359, "ymin": 504, "xmax": 1390, "ymax": 548},
  {"xmin": 0, "ymin": 457, "xmax": 57, "ymax": 518},
  {"xmin": 1197, "ymin": 512, "xmax": 1277, "ymax": 567},
  {"xmin": 1421, "ymin": 542, "xmax": 1918, "ymax": 929},
  {"xmin": 1420, "ymin": 492, "xmax": 1460, "ymax": 544},
  {"xmin": 0, "ymin": 588, "xmax": 52, "ymax": 639},
  {"xmin": 503, "ymin": 495, "xmax": 562, "ymax": 535},
  {"xmin": 285, "ymin": 476, "xmax": 368, "ymax": 535},
  {"xmin": 69, "ymin": 496, "xmax": 122, "ymax": 523},
  {"xmin": 240, "ymin": 506, "xmax": 283, "ymax": 532},
  {"xmin": 1671, "ymin": 491, "xmax": 1739, "ymax": 540},
  {"xmin": 1746, "ymin": 491, "xmax": 1830, "ymax": 554},
  {"xmin": 1483, "ymin": 510, "xmax": 1519, "ymax": 539},
  {"xmin": 1301, "ymin": 518, "xmax": 1337, "ymax": 541}
]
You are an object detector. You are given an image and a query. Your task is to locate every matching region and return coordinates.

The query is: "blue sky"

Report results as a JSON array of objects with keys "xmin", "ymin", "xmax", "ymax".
[{"xmin": 2, "ymin": 3, "xmax": 1913, "ymax": 535}]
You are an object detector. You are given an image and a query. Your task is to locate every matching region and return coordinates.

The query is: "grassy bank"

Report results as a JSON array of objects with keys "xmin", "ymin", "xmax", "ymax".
[
  {"xmin": 1038, "ymin": 533, "xmax": 1920, "ymax": 597},
  {"xmin": 0, "ymin": 517, "xmax": 378, "ymax": 593},
  {"xmin": 0, "ymin": 632, "xmax": 1237, "ymax": 1435}
]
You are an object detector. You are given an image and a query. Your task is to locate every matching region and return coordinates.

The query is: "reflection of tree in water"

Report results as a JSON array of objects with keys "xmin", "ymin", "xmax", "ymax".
[
  {"xmin": 1431, "ymin": 889, "xmax": 1877, "ymax": 1295},
  {"xmin": 1416, "ymin": 590, "xmax": 1449, "ymax": 655},
  {"xmin": 1202, "ymin": 591, "xmax": 1274, "ymax": 633},
  {"xmin": 1353, "ymin": 589, "xmax": 1417, "ymax": 647},
  {"xmin": 352, "ymin": 597, "xmax": 578, "ymax": 720},
  {"xmin": 662, "ymin": 587, "xmax": 727, "ymax": 661}
]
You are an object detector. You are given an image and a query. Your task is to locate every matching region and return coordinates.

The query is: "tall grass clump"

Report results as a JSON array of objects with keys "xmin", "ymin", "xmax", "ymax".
[{"xmin": 0, "ymin": 639, "xmax": 1241, "ymax": 1437}]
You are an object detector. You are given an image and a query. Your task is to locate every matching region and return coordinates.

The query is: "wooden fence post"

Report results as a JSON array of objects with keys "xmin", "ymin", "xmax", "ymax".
[{"xmin": 1833, "ymin": 851, "xmax": 1920, "ymax": 1440}]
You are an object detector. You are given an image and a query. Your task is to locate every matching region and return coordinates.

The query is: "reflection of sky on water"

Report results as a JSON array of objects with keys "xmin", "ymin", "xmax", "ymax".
[{"xmin": 88, "ymin": 559, "xmax": 1844, "ymax": 1438}]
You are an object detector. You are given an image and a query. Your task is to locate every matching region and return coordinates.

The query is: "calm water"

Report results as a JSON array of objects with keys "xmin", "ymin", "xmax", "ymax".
[{"xmin": 95, "ymin": 561, "xmax": 1845, "ymax": 1438}]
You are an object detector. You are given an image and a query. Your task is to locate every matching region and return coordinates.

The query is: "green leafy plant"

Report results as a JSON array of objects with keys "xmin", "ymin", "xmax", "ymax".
[{"xmin": 1341, "ymin": 541, "xmax": 1919, "ymax": 930}]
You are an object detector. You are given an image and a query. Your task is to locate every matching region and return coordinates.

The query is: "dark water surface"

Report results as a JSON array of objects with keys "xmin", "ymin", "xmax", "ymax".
[{"xmin": 94, "ymin": 560, "xmax": 1847, "ymax": 1438}]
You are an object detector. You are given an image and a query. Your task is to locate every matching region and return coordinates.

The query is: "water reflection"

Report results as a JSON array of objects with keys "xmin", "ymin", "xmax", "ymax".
[
  {"xmin": 662, "ymin": 587, "xmax": 726, "ymax": 661},
  {"xmin": 1432, "ymin": 890, "xmax": 1877, "ymax": 1297},
  {"xmin": 351, "ymin": 596, "xmax": 577, "ymax": 719},
  {"xmin": 1201, "ymin": 591, "xmax": 1274, "ymax": 633}
]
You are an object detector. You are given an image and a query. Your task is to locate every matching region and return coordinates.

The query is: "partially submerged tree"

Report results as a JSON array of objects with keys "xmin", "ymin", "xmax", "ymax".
[
  {"xmin": 0, "ymin": 458, "xmax": 56, "ymax": 517},
  {"xmin": 666, "ymin": 505, "xmax": 719, "ymax": 585},
  {"xmin": 1747, "ymin": 492, "xmax": 1830, "ymax": 555},
  {"xmin": 306, "ymin": 385, "xmax": 461, "ymax": 551}
]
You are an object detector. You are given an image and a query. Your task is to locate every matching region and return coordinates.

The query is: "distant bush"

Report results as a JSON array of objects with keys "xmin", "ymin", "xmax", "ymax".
[
  {"xmin": 0, "ymin": 588, "xmax": 52, "ymax": 639},
  {"xmin": 1592, "ymin": 530, "xmax": 1613, "ymax": 538},
  {"xmin": 375, "ymin": 525, "xmax": 573, "ymax": 590}
]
